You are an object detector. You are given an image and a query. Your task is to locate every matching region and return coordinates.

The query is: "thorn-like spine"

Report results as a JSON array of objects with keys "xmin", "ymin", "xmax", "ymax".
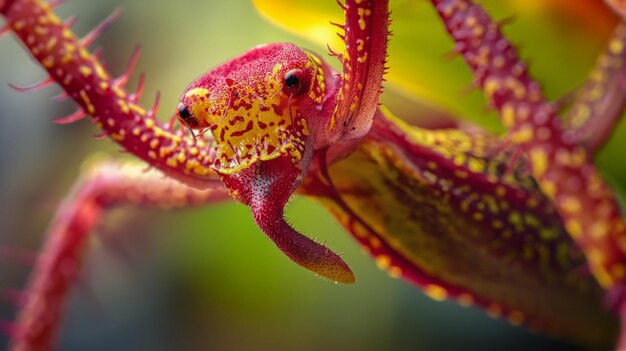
[
  {"xmin": 329, "ymin": 21, "xmax": 346, "ymax": 31},
  {"xmin": 442, "ymin": 49, "xmax": 462, "ymax": 61},
  {"xmin": 129, "ymin": 72, "xmax": 145, "ymax": 102},
  {"xmin": 460, "ymin": 81, "xmax": 481, "ymax": 96},
  {"xmin": 8, "ymin": 78, "xmax": 54, "ymax": 93},
  {"xmin": 80, "ymin": 8, "xmax": 123, "ymax": 47},
  {"xmin": 63, "ymin": 14, "xmax": 77, "ymax": 28},
  {"xmin": 149, "ymin": 91, "xmax": 161, "ymax": 117},
  {"xmin": 54, "ymin": 109, "xmax": 86, "ymax": 124},
  {"xmin": 94, "ymin": 131, "xmax": 108, "ymax": 140},
  {"xmin": 52, "ymin": 91, "xmax": 69, "ymax": 102},
  {"xmin": 497, "ymin": 14, "xmax": 516, "ymax": 27},
  {"xmin": 115, "ymin": 45, "xmax": 141, "ymax": 88},
  {"xmin": 327, "ymin": 44, "xmax": 344, "ymax": 64}
]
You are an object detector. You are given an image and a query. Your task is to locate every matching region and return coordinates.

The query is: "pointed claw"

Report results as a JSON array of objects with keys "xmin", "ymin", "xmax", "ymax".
[
  {"xmin": 115, "ymin": 46, "xmax": 141, "ymax": 88},
  {"xmin": 54, "ymin": 109, "xmax": 85, "ymax": 124},
  {"xmin": 223, "ymin": 157, "xmax": 355, "ymax": 284},
  {"xmin": 8, "ymin": 78, "xmax": 54, "ymax": 93},
  {"xmin": 81, "ymin": 8, "xmax": 123, "ymax": 47}
]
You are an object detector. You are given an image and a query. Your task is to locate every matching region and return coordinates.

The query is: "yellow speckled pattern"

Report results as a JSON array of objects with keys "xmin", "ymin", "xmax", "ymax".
[
  {"xmin": 181, "ymin": 45, "xmax": 326, "ymax": 174},
  {"xmin": 304, "ymin": 111, "xmax": 617, "ymax": 347}
]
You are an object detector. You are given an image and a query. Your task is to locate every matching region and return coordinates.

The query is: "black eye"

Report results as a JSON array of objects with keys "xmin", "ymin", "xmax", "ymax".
[
  {"xmin": 178, "ymin": 103, "xmax": 191, "ymax": 120},
  {"xmin": 284, "ymin": 71, "xmax": 299, "ymax": 88},
  {"xmin": 282, "ymin": 69, "xmax": 309, "ymax": 97}
]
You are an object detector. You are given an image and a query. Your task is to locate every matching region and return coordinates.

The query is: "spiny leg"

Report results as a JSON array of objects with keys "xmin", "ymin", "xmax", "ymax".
[
  {"xmin": 0, "ymin": 0, "xmax": 217, "ymax": 188},
  {"xmin": 328, "ymin": 0, "xmax": 390, "ymax": 142},
  {"xmin": 6, "ymin": 158, "xmax": 229, "ymax": 351},
  {"xmin": 431, "ymin": 0, "xmax": 626, "ymax": 292},
  {"xmin": 562, "ymin": 18, "xmax": 626, "ymax": 154}
]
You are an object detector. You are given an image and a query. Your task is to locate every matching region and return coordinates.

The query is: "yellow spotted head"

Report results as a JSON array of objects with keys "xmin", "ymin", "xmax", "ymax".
[{"xmin": 178, "ymin": 43, "xmax": 334, "ymax": 174}]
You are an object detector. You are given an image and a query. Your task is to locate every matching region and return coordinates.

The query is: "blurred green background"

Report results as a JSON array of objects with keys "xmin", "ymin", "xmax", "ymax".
[{"xmin": 1, "ymin": 0, "xmax": 622, "ymax": 350}]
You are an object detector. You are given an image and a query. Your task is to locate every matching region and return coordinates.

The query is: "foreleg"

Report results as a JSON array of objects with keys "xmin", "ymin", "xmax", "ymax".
[
  {"xmin": 5, "ymin": 158, "xmax": 229, "ymax": 351},
  {"xmin": 0, "ymin": 0, "xmax": 217, "ymax": 188}
]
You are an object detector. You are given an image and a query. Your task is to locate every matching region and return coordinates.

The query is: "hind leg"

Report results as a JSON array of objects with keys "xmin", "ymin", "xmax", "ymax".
[{"xmin": 6, "ymin": 157, "xmax": 230, "ymax": 351}]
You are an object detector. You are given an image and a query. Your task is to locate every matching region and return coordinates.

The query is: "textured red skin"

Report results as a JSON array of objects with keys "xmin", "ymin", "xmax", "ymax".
[
  {"xmin": 430, "ymin": 0, "xmax": 626, "ymax": 346},
  {"xmin": 179, "ymin": 43, "xmax": 332, "ymax": 133},
  {"xmin": 328, "ymin": 0, "xmax": 389, "ymax": 142},
  {"xmin": 178, "ymin": 43, "xmax": 341, "ymax": 170},
  {"xmin": 222, "ymin": 157, "xmax": 354, "ymax": 283},
  {"xmin": 432, "ymin": 0, "xmax": 626, "ymax": 289},
  {"xmin": 2, "ymin": 0, "xmax": 217, "ymax": 189},
  {"xmin": 563, "ymin": 22, "xmax": 626, "ymax": 153}
]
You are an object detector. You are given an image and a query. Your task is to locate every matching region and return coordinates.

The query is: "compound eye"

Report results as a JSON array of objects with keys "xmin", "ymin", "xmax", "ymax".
[{"xmin": 283, "ymin": 69, "xmax": 309, "ymax": 97}]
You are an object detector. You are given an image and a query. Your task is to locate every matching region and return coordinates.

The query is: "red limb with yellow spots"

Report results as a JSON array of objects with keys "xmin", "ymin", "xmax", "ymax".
[
  {"xmin": 563, "ymin": 20, "xmax": 626, "ymax": 154},
  {"xmin": 3, "ymin": 0, "xmax": 626, "ymax": 349},
  {"xmin": 303, "ymin": 109, "xmax": 617, "ymax": 346},
  {"xmin": 429, "ymin": 0, "xmax": 626, "ymax": 345},
  {"xmin": 5, "ymin": 159, "xmax": 230, "ymax": 351},
  {"xmin": 1, "ymin": 0, "xmax": 216, "ymax": 189},
  {"xmin": 326, "ymin": 0, "xmax": 389, "ymax": 143}
]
